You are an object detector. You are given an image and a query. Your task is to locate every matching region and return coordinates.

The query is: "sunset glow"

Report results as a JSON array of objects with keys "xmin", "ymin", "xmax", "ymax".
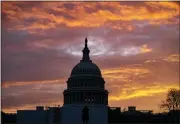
[{"xmin": 1, "ymin": 1, "xmax": 179, "ymax": 113}]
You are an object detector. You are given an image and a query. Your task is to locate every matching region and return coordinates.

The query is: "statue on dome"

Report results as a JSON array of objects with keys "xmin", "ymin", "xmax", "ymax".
[{"xmin": 85, "ymin": 37, "xmax": 88, "ymax": 48}]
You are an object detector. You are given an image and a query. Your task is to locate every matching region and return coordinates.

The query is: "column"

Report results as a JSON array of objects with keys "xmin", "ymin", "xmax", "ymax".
[
  {"xmin": 82, "ymin": 92, "xmax": 84, "ymax": 104},
  {"xmin": 67, "ymin": 94, "xmax": 69, "ymax": 104},
  {"xmin": 70, "ymin": 94, "xmax": 72, "ymax": 104},
  {"xmin": 77, "ymin": 92, "xmax": 79, "ymax": 103},
  {"xmin": 92, "ymin": 92, "xmax": 94, "ymax": 104},
  {"xmin": 65, "ymin": 94, "xmax": 67, "ymax": 104},
  {"xmin": 74, "ymin": 93, "xmax": 75, "ymax": 103},
  {"xmin": 71, "ymin": 94, "xmax": 73, "ymax": 103},
  {"xmin": 80, "ymin": 92, "xmax": 82, "ymax": 104},
  {"xmin": 95, "ymin": 93, "xmax": 97, "ymax": 104},
  {"xmin": 69, "ymin": 94, "xmax": 70, "ymax": 104}
]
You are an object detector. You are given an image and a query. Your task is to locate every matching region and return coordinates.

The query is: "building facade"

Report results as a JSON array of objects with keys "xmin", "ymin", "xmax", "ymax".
[{"xmin": 60, "ymin": 38, "xmax": 109, "ymax": 124}]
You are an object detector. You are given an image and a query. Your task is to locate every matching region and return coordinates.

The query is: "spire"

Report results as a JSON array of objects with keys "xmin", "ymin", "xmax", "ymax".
[{"xmin": 81, "ymin": 38, "xmax": 92, "ymax": 62}]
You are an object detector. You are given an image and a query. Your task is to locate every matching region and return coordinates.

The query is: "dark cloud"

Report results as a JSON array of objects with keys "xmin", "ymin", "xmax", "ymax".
[
  {"xmin": 2, "ymin": 83, "xmax": 64, "ymax": 109},
  {"xmin": 63, "ymin": 3, "xmax": 76, "ymax": 10}
]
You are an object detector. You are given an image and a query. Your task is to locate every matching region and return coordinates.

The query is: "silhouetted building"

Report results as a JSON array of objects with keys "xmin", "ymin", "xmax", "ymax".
[
  {"xmin": 109, "ymin": 107, "xmax": 121, "ymax": 112},
  {"xmin": 17, "ymin": 106, "xmax": 60, "ymax": 124},
  {"xmin": 36, "ymin": 106, "xmax": 44, "ymax": 111},
  {"xmin": 17, "ymin": 38, "xmax": 108, "ymax": 124},
  {"xmin": 1, "ymin": 111, "xmax": 17, "ymax": 123},
  {"xmin": 121, "ymin": 106, "xmax": 153, "ymax": 116},
  {"xmin": 16, "ymin": 38, "xmax": 172, "ymax": 124},
  {"xmin": 128, "ymin": 106, "xmax": 136, "ymax": 111},
  {"xmin": 61, "ymin": 38, "xmax": 109, "ymax": 124}
]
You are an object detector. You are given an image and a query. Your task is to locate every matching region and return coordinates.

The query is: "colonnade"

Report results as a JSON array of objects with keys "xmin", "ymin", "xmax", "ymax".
[{"xmin": 64, "ymin": 91, "xmax": 108, "ymax": 105}]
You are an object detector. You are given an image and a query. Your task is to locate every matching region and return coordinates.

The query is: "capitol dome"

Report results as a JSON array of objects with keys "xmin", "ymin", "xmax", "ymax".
[
  {"xmin": 71, "ymin": 62, "xmax": 102, "ymax": 77},
  {"xmin": 63, "ymin": 37, "xmax": 108, "ymax": 107},
  {"xmin": 70, "ymin": 38, "xmax": 102, "ymax": 77}
]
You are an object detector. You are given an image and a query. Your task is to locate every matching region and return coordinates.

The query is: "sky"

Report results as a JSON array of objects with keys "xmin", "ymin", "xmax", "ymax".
[{"xmin": 1, "ymin": 1, "xmax": 180, "ymax": 113}]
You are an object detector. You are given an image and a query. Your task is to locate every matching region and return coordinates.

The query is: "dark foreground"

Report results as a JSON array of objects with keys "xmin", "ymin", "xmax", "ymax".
[
  {"xmin": 3, "ymin": 123, "xmax": 180, "ymax": 124},
  {"xmin": 2, "ymin": 110, "xmax": 180, "ymax": 124}
]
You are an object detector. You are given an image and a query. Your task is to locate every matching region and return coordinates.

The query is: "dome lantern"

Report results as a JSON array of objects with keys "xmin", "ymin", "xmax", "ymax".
[
  {"xmin": 81, "ymin": 38, "xmax": 92, "ymax": 63},
  {"xmin": 70, "ymin": 38, "xmax": 102, "ymax": 77}
]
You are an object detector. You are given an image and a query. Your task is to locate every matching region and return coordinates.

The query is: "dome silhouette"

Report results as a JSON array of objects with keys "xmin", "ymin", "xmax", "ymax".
[
  {"xmin": 62, "ymin": 38, "xmax": 108, "ymax": 124},
  {"xmin": 70, "ymin": 62, "xmax": 102, "ymax": 77},
  {"xmin": 70, "ymin": 38, "xmax": 102, "ymax": 77}
]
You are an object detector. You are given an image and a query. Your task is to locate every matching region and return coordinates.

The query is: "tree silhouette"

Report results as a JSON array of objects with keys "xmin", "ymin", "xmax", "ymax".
[{"xmin": 160, "ymin": 88, "xmax": 180, "ymax": 112}]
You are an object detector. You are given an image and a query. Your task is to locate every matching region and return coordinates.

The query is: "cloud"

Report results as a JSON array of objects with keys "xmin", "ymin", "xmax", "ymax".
[
  {"xmin": 2, "ymin": 2, "xmax": 179, "ymax": 33},
  {"xmin": 102, "ymin": 54, "xmax": 179, "ymax": 103},
  {"xmin": 2, "ymin": 78, "xmax": 65, "ymax": 88},
  {"xmin": 164, "ymin": 54, "xmax": 180, "ymax": 62},
  {"xmin": 102, "ymin": 65, "xmax": 150, "ymax": 80},
  {"xmin": 140, "ymin": 44, "xmax": 152, "ymax": 53},
  {"xmin": 109, "ymin": 83, "xmax": 178, "ymax": 101},
  {"xmin": 2, "ymin": 82, "xmax": 66, "ymax": 113},
  {"xmin": 65, "ymin": 38, "xmax": 153, "ymax": 57}
]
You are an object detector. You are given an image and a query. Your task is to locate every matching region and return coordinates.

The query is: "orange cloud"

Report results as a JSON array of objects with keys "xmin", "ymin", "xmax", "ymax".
[
  {"xmin": 109, "ymin": 83, "xmax": 178, "ymax": 101},
  {"xmin": 140, "ymin": 44, "xmax": 152, "ymax": 53},
  {"xmin": 145, "ymin": 2, "xmax": 179, "ymax": 10},
  {"xmin": 164, "ymin": 54, "xmax": 180, "ymax": 62},
  {"xmin": 2, "ymin": 78, "xmax": 65, "ymax": 88},
  {"xmin": 102, "ymin": 56, "xmax": 178, "ymax": 103},
  {"xmin": 102, "ymin": 65, "xmax": 150, "ymax": 82},
  {"xmin": 2, "ymin": 2, "xmax": 179, "ymax": 32},
  {"xmin": 144, "ymin": 54, "xmax": 180, "ymax": 64}
]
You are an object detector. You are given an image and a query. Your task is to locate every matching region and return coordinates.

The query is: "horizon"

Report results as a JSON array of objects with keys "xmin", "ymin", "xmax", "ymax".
[{"xmin": 1, "ymin": 1, "xmax": 179, "ymax": 113}]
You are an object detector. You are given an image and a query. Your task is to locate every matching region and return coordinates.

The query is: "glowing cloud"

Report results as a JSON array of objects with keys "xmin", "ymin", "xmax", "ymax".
[
  {"xmin": 109, "ymin": 83, "xmax": 178, "ymax": 101},
  {"xmin": 164, "ymin": 54, "xmax": 180, "ymax": 62},
  {"xmin": 2, "ymin": 2, "xmax": 179, "ymax": 32},
  {"xmin": 2, "ymin": 79, "xmax": 65, "ymax": 88}
]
